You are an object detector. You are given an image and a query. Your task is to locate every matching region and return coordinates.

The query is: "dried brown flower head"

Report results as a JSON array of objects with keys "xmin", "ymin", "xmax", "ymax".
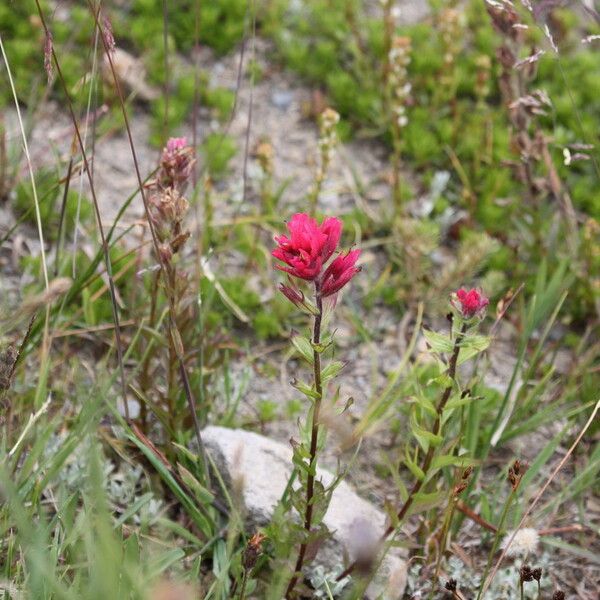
[
  {"xmin": 243, "ymin": 532, "xmax": 267, "ymax": 570},
  {"xmin": 0, "ymin": 346, "xmax": 18, "ymax": 392},
  {"xmin": 519, "ymin": 564, "xmax": 534, "ymax": 582},
  {"xmin": 445, "ymin": 578, "xmax": 457, "ymax": 592}
]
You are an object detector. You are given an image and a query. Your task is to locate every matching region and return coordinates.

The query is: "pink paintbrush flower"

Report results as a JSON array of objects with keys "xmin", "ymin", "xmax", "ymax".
[{"xmin": 272, "ymin": 213, "xmax": 342, "ymax": 281}]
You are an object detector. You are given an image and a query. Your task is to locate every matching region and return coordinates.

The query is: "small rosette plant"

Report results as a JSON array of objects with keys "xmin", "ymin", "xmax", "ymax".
[{"xmin": 272, "ymin": 213, "xmax": 360, "ymax": 598}]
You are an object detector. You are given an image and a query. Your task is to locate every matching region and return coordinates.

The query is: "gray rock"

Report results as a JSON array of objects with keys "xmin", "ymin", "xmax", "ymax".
[
  {"xmin": 202, "ymin": 426, "xmax": 407, "ymax": 599},
  {"xmin": 270, "ymin": 89, "xmax": 295, "ymax": 111}
]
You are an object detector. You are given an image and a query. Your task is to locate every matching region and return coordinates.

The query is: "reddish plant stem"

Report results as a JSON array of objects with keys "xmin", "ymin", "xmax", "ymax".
[
  {"xmin": 337, "ymin": 322, "xmax": 467, "ymax": 582},
  {"xmin": 285, "ymin": 281, "xmax": 323, "ymax": 599},
  {"xmin": 456, "ymin": 501, "xmax": 586, "ymax": 537},
  {"xmin": 456, "ymin": 500, "xmax": 498, "ymax": 533}
]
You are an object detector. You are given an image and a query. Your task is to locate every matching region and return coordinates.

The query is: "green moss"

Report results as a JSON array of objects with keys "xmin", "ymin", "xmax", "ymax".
[
  {"xmin": 13, "ymin": 169, "xmax": 93, "ymax": 240},
  {"xmin": 202, "ymin": 133, "xmax": 237, "ymax": 178},
  {"xmin": 129, "ymin": 0, "xmax": 246, "ymax": 56}
]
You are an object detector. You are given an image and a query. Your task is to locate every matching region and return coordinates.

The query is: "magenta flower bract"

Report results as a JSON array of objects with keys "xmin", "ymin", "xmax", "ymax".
[
  {"xmin": 158, "ymin": 137, "xmax": 194, "ymax": 192},
  {"xmin": 453, "ymin": 288, "xmax": 489, "ymax": 318},
  {"xmin": 321, "ymin": 249, "xmax": 361, "ymax": 298},
  {"xmin": 272, "ymin": 213, "xmax": 342, "ymax": 281},
  {"xmin": 166, "ymin": 137, "xmax": 188, "ymax": 153},
  {"xmin": 279, "ymin": 283, "xmax": 305, "ymax": 309}
]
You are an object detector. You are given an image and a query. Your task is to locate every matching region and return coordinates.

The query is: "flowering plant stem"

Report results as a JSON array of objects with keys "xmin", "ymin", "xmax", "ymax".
[
  {"xmin": 285, "ymin": 281, "xmax": 324, "ymax": 599},
  {"xmin": 475, "ymin": 487, "xmax": 517, "ymax": 600},
  {"xmin": 238, "ymin": 568, "xmax": 250, "ymax": 600},
  {"xmin": 337, "ymin": 321, "xmax": 467, "ymax": 582}
]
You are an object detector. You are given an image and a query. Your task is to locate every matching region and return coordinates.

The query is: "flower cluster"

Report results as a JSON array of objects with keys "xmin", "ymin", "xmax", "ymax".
[
  {"xmin": 475, "ymin": 54, "xmax": 491, "ymax": 104},
  {"xmin": 102, "ymin": 12, "xmax": 116, "ymax": 55},
  {"xmin": 157, "ymin": 137, "xmax": 195, "ymax": 193},
  {"xmin": 255, "ymin": 140, "xmax": 274, "ymax": 178},
  {"xmin": 451, "ymin": 287, "xmax": 489, "ymax": 319},
  {"xmin": 388, "ymin": 36, "xmax": 412, "ymax": 129},
  {"xmin": 314, "ymin": 108, "xmax": 340, "ymax": 194},
  {"xmin": 439, "ymin": 8, "xmax": 463, "ymax": 91},
  {"xmin": 317, "ymin": 108, "xmax": 340, "ymax": 160},
  {"xmin": 273, "ymin": 213, "xmax": 360, "ymax": 305},
  {"xmin": 147, "ymin": 137, "xmax": 195, "ymax": 263}
]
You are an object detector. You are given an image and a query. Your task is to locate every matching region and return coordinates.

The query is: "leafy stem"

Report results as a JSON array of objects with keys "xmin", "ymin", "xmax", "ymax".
[
  {"xmin": 285, "ymin": 280, "xmax": 324, "ymax": 599},
  {"xmin": 476, "ymin": 486, "xmax": 518, "ymax": 600},
  {"xmin": 337, "ymin": 321, "xmax": 467, "ymax": 582}
]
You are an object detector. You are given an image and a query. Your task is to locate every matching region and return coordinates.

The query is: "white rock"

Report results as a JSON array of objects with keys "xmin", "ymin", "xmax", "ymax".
[{"xmin": 202, "ymin": 426, "xmax": 407, "ymax": 599}]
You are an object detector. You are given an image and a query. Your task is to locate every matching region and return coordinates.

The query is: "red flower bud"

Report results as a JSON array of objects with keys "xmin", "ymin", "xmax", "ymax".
[
  {"xmin": 279, "ymin": 283, "xmax": 305, "ymax": 309},
  {"xmin": 452, "ymin": 287, "xmax": 489, "ymax": 319},
  {"xmin": 320, "ymin": 249, "xmax": 361, "ymax": 298}
]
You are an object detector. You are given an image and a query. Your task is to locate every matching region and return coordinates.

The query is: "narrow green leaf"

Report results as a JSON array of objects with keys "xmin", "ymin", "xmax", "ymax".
[
  {"xmin": 423, "ymin": 329, "xmax": 454, "ymax": 354},
  {"xmin": 128, "ymin": 435, "xmax": 214, "ymax": 537},
  {"xmin": 410, "ymin": 414, "xmax": 443, "ymax": 449},
  {"xmin": 407, "ymin": 491, "xmax": 446, "ymax": 516},
  {"xmin": 457, "ymin": 333, "xmax": 490, "ymax": 365},
  {"xmin": 291, "ymin": 378, "xmax": 321, "ymax": 400},
  {"xmin": 291, "ymin": 335, "xmax": 314, "ymax": 364},
  {"xmin": 404, "ymin": 452, "xmax": 425, "ymax": 481},
  {"xmin": 147, "ymin": 548, "xmax": 186, "ymax": 577},
  {"xmin": 177, "ymin": 463, "xmax": 215, "ymax": 504},
  {"xmin": 445, "ymin": 392, "xmax": 474, "ymax": 411},
  {"xmin": 410, "ymin": 394, "xmax": 437, "ymax": 418},
  {"xmin": 321, "ymin": 361, "xmax": 344, "ymax": 382},
  {"xmin": 430, "ymin": 455, "xmax": 478, "ymax": 473}
]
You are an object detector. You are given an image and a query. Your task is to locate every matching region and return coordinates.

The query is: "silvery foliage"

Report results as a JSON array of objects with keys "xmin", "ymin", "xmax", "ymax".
[
  {"xmin": 44, "ymin": 433, "xmax": 163, "ymax": 524},
  {"xmin": 406, "ymin": 554, "xmax": 553, "ymax": 599},
  {"xmin": 309, "ymin": 565, "xmax": 351, "ymax": 599}
]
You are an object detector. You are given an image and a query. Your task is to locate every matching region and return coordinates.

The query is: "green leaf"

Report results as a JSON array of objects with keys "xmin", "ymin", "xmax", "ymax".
[
  {"xmin": 423, "ymin": 329, "xmax": 454, "ymax": 354},
  {"xmin": 177, "ymin": 463, "xmax": 215, "ymax": 504},
  {"xmin": 311, "ymin": 340, "xmax": 333, "ymax": 354},
  {"xmin": 147, "ymin": 548, "xmax": 186, "ymax": 577},
  {"xmin": 410, "ymin": 394, "xmax": 437, "ymax": 418},
  {"xmin": 291, "ymin": 443, "xmax": 312, "ymax": 474},
  {"xmin": 309, "ymin": 480, "xmax": 332, "ymax": 526},
  {"xmin": 410, "ymin": 413, "xmax": 443, "ymax": 450},
  {"xmin": 445, "ymin": 392, "xmax": 474, "ymax": 411},
  {"xmin": 430, "ymin": 455, "xmax": 478, "ymax": 473},
  {"xmin": 519, "ymin": 428, "xmax": 566, "ymax": 492},
  {"xmin": 403, "ymin": 451, "xmax": 425, "ymax": 481},
  {"xmin": 291, "ymin": 335, "xmax": 314, "ymax": 364},
  {"xmin": 291, "ymin": 378, "xmax": 321, "ymax": 400},
  {"xmin": 457, "ymin": 333, "xmax": 490, "ymax": 365},
  {"xmin": 428, "ymin": 371, "xmax": 453, "ymax": 388},
  {"xmin": 407, "ymin": 490, "xmax": 446, "ymax": 516},
  {"xmin": 321, "ymin": 361, "xmax": 344, "ymax": 382},
  {"xmin": 128, "ymin": 435, "xmax": 214, "ymax": 537},
  {"xmin": 542, "ymin": 536, "xmax": 600, "ymax": 565}
]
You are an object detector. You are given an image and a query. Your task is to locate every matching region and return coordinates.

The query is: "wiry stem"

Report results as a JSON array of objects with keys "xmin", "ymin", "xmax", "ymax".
[
  {"xmin": 238, "ymin": 568, "xmax": 250, "ymax": 600},
  {"xmin": 285, "ymin": 281, "xmax": 324, "ymax": 599},
  {"xmin": 475, "ymin": 487, "xmax": 518, "ymax": 600},
  {"xmin": 337, "ymin": 322, "xmax": 467, "ymax": 582},
  {"xmin": 32, "ymin": 1, "xmax": 129, "ymax": 419},
  {"xmin": 86, "ymin": 0, "xmax": 209, "ymax": 479}
]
